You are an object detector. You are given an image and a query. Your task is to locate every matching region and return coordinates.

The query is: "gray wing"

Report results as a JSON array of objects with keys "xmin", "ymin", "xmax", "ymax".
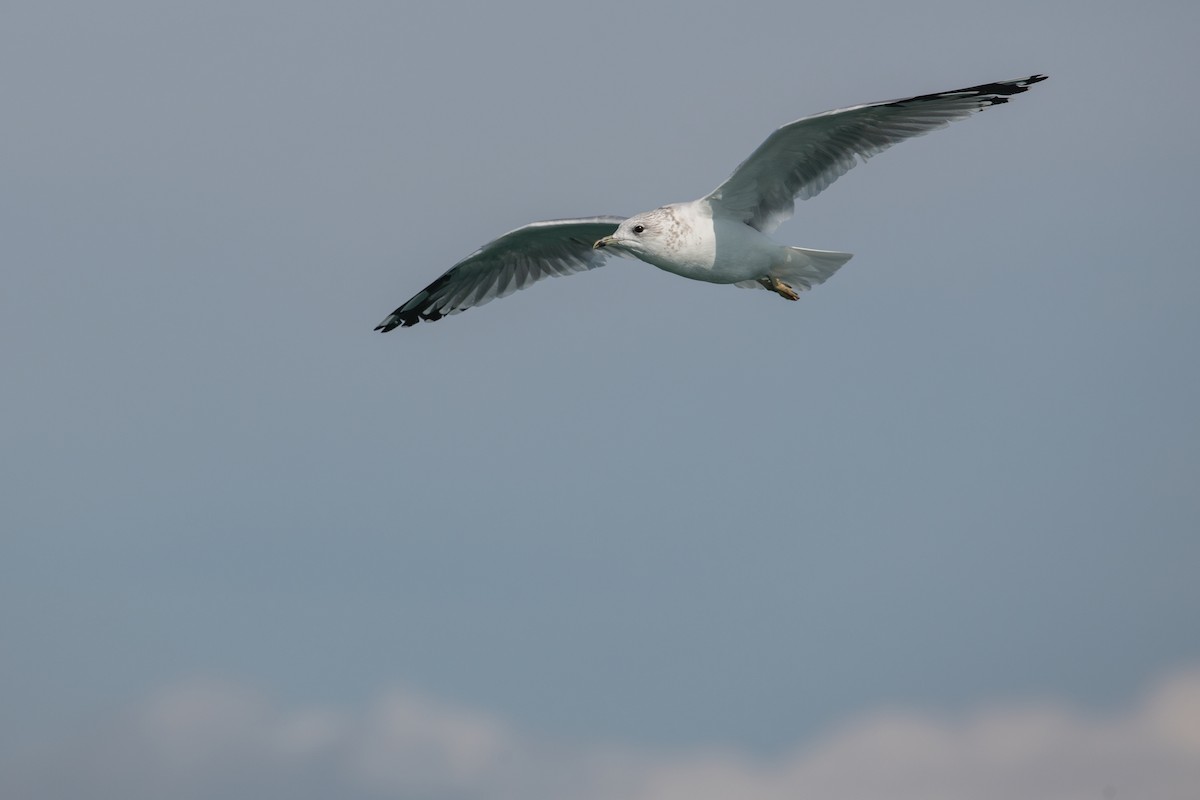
[
  {"xmin": 374, "ymin": 216, "xmax": 625, "ymax": 331},
  {"xmin": 704, "ymin": 75, "xmax": 1047, "ymax": 233}
]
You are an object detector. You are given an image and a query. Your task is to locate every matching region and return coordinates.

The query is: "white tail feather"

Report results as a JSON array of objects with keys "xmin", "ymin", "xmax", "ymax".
[{"xmin": 735, "ymin": 247, "xmax": 853, "ymax": 291}]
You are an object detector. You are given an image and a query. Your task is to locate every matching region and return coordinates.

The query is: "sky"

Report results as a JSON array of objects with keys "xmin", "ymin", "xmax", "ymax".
[{"xmin": 3, "ymin": 0, "xmax": 1199, "ymax": 797}]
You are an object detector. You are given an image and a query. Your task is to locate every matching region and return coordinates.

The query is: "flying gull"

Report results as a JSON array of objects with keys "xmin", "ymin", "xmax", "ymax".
[{"xmin": 375, "ymin": 75, "xmax": 1047, "ymax": 331}]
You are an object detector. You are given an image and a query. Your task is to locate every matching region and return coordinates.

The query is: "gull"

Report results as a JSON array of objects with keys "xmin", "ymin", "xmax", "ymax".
[{"xmin": 375, "ymin": 75, "xmax": 1046, "ymax": 331}]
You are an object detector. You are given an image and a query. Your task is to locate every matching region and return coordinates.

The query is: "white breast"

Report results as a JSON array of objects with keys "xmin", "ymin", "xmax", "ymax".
[{"xmin": 637, "ymin": 201, "xmax": 782, "ymax": 285}]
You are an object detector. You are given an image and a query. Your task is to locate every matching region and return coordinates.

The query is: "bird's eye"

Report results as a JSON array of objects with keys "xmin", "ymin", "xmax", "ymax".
[{"xmin": 633, "ymin": 224, "xmax": 645, "ymax": 234}]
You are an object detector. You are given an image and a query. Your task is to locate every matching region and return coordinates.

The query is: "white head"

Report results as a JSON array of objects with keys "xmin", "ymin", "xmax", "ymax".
[{"xmin": 592, "ymin": 208, "xmax": 677, "ymax": 260}]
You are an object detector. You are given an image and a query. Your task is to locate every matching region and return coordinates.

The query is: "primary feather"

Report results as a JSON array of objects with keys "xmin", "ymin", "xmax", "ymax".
[
  {"xmin": 705, "ymin": 75, "xmax": 1048, "ymax": 233},
  {"xmin": 374, "ymin": 217, "xmax": 623, "ymax": 331}
]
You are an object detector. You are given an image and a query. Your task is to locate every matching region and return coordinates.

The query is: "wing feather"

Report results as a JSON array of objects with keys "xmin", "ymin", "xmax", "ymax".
[
  {"xmin": 374, "ymin": 216, "xmax": 625, "ymax": 331},
  {"xmin": 705, "ymin": 75, "xmax": 1047, "ymax": 232}
]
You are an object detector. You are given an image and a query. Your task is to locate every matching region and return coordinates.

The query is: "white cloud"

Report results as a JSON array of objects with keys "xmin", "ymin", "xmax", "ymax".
[
  {"xmin": 5, "ymin": 670, "xmax": 1199, "ymax": 800},
  {"xmin": 630, "ymin": 668, "xmax": 1200, "ymax": 800}
]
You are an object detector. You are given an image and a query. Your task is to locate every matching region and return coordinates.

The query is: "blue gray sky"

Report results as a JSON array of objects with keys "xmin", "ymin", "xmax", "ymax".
[{"xmin": 4, "ymin": 1, "xmax": 1199, "ymax": 797}]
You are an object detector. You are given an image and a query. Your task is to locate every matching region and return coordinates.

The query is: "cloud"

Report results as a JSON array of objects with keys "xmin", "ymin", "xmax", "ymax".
[
  {"xmin": 5, "ymin": 670, "xmax": 1199, "ymax": 800},
  {"xmin": 631, "ymin": 670, "xmax": 1200, "ymax": 800}
]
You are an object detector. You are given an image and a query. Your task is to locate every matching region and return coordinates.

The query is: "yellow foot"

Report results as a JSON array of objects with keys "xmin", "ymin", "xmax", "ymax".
[{"xmin": 758, "ymin": 276, "xmax": 800, "ymax": 301}]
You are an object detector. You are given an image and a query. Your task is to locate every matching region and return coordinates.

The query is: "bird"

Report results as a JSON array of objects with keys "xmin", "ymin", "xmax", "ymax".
[{"xmin": 374, "ymin": 74, "xmax": 1046, "ymax": 331}]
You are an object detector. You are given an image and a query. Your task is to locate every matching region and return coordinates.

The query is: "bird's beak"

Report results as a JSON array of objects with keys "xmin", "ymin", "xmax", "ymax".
[{"xmin": 593, "ymin": 236, "xmax": 617, "ymax": 250}]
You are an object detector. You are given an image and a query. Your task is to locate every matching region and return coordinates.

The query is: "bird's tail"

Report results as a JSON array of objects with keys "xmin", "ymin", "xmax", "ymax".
[
  {"xmin": 737, "ymin": 247, "xmax": 853, "ymax": 291},
  {"xmin": 784, "ymin": 247, "xmax": 853, "ymax": 288}
]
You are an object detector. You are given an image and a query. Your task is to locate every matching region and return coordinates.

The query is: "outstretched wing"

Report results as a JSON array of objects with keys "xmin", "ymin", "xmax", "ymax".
[
  {"xmin": 374, "ymin": 216, "xmax": 625, "ymax": 331},
  {"xmin": 704, "ymin": 75, "xmax": 1047, "ymax": 233}
]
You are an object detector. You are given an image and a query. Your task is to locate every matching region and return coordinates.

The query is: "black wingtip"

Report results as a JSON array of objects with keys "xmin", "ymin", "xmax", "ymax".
[
  {"xmin": 996, "ymin": 74, "xmax": 1049, "ymax": 97},
  {"xmin": 974, "ymin": 73, "xmax": 1049, "ymax": 101},
  {"xmin": 373, "ymin": 315, "xmax": 400, "ymax": 332},
  {"xmin": 375, "ymin": 276, "xmax": 454, "ymax": 332},
  {"xmin": 889, "ymin": 74, "xmax": 1049, "ymax": 110},
  {"xmin": 374, "ymin": 306, "xmax": 444, "ymax": 332}
]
